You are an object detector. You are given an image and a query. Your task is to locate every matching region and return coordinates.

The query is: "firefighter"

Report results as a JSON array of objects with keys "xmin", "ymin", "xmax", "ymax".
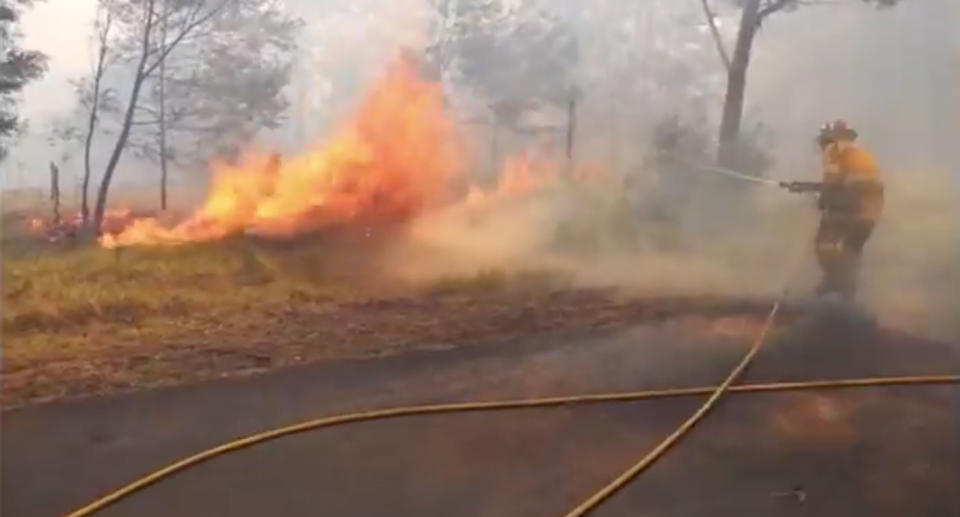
[{"xmin": 783, "ymin": 120, "xmax": 884, "ymax": 299}]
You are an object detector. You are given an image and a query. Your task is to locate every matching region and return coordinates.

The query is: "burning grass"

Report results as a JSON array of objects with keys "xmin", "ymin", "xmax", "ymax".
[
  {"xmin": 5, "ymin": 52, "xmax": 956, "ymax": 410},
  {"xmin": 6, "ymin": 167, "xmax": 956, "ymax": 407},
  {"xmin": 98, "ymin": 56, "xmax": 463, "ymax": 248}
]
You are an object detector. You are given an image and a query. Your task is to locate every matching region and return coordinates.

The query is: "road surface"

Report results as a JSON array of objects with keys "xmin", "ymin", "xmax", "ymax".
[{"xmin": 3, "ymin": 309, "xmax": 959, "ymax": 517}]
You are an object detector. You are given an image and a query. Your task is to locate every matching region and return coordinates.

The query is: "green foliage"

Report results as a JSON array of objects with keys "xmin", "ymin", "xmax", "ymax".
[
  {"xmin": 129, "ymin": 0, "xmax": 303, "ymax": 163},
  {"xmin": 0, "ymin": 0, "xmax": 47, "ymax": 160},
  {"xmin": 60, "ymin": 0, "xmax": 303, "ymax": 167},
  {"xmin": 427, "ymin": 0, "xmax": 579, "ymax": 129}
]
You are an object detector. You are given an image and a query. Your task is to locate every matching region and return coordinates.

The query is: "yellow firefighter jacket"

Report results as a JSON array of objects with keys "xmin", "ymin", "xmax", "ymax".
[{"xmin": 821, "ymin": 141, "xmax": 884, "ymax": 221}]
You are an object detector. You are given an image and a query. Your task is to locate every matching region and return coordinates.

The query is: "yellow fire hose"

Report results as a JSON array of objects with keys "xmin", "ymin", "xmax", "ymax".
[
  {"xmin": 563, "ymin": 242, "xmax": 804, "ymax": 516},
  {"xmin": 63, "ymin": 372, "xmax": 960, "ymax": 517},
  {"xmin": 561, "ymin": 291, "xmax": 786, "ymax": 516},
  {"xmin": 63, "ymin": 193, "xmax": 955, "ymax": 517},
  {"xmin": 64, "ymin": 243, "xmax": 960, "ymax": 517}
]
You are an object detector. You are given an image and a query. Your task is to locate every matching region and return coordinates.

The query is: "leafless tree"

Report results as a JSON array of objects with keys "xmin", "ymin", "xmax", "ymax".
[
  {"xmin": 78, "ymin": 3, "xmax": 115, "ymax": 224},
  {"xmin": 67, "ymin": 0, "xmax": 300, "ymax": 229},
  {"xmin": 699, "ymin": 0, "xmax": 731, "ymax": 72},
  {"xmin": 717, "ymin": 0, "xmax": 907, "ymax": 167},
  {"xmin": 92, "ymin": 0, "xmax": 232, "ymax": 232}
]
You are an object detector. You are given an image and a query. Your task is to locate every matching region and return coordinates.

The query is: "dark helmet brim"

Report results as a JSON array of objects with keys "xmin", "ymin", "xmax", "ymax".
[{"xmin": 835, "ymin": 127, "xmax": 858, "ymax": 141}]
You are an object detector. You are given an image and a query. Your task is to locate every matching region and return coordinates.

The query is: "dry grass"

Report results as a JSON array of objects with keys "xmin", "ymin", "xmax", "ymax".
[
  {"xmin": 3, "ymin": 238, "xmax": 360, "ymax": 336},
  {"xmin": 0, "ymin": 232, "xmax": 615, "ymax": 406},
  {"xmin": 1, "ymin": 231, "xmax": 787, "ymax": 407},
  {"xmin": 5, "ymin": 168, "xmax": 952, "ymax": 407},
  {"xmin": 1, "ymin": 235, "xmax": 577, "ymax": 339}
]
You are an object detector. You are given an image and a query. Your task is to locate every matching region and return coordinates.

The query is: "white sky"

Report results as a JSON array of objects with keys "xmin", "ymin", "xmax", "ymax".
[
  {"xmin": 2, "ymin": 0, "xmax": 428, "ymax": 190},
  {"xmin": 20, "ymin": 0, "xmax": 97, "ymax": 121},
  {"xmin": 1, "ymin": 0, "xmax": 96, "ymax": 188}
]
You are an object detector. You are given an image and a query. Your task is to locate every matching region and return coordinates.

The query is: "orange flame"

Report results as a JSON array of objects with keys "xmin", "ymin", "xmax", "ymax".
[
  {"xmin": 463, "ymin": 154, "xmax": 605, "ymax": 208},
  {"xmin": 466, "ymin": 154, "xmax": 560, "ymax": 207},
  {"xmin": 99, "ymin": 57, "xmax": 605, "ymax": 248},
  {"xmin": 101, "ymin": 57, "xmax": 462, "ymax": 248},
  {"xmin": 28, "ymin": 209, "xmax": 135, "ymax": 241}
]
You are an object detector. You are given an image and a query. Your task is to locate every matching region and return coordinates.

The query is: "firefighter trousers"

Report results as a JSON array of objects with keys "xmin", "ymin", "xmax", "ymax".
[{"xmin": 814, "ymin": 213, "xmax": 876, "ymax": 299}]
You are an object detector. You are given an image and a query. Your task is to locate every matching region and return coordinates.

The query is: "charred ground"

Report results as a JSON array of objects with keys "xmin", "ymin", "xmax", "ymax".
[{"xmin": 3, "ymin": 302, "xmax": 958, "ymax": 517}]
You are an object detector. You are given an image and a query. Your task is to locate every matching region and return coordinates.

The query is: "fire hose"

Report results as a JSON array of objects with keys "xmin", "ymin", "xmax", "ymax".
[
  {"xmin": 63, "ymin": 374, "xmax": 960, "ymax": 517},
  {"xmin": 63, "ymin": 161, "xmax": 960, "ymax": 517}
]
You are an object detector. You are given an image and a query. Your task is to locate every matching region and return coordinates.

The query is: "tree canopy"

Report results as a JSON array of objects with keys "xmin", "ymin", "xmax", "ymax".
[{"xmin": 0, "ymin": 0, "xmax": 47, "ymax": 160}]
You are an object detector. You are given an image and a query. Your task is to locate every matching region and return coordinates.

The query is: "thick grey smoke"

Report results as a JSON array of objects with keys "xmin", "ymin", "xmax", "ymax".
[
  {"xmin": 382, "ymin": 0, "xmax": 960, "ymax": 341},
  {"xmin": 9, "ymin": 0, "xmax": 957, "ymax": 340}
]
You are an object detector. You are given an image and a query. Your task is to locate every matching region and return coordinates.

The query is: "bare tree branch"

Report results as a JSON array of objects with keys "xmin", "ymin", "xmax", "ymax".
[
  {"xmin": 796, "ymin": 0, "xmax": 839, "ymax": 6},
  {"xmin": 699, "ymin": 0, "xmax": 731, "ymax": 72},
  {"xmin": 80, "ymin": 4, "xmax": 114, "ymax": 224},
  {"xmin": 130, "ymin": 118, "xmax": 162, "ymax": 126},
  {"xmin": 94, "ymin": 0, "xmax": 159, "ymax": 230},
  {"xmin": 134, "ymin": 103, "xmax": 161, "ymax": 115},
  {"xmin": 758, "ymin": 0, "xmax": 795, "ymax": 19},
  {"xmin": 142, "ymin": 0, "xmax": 232, "ymax": 78}
]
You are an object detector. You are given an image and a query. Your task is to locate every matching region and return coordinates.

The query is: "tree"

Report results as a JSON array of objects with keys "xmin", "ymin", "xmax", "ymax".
[
  {"xmin": 123, "ymin": 0, "xmax": 299, "ymax": 210},
  {"xmin": 80, "ymin": 3, "xmax": 116, "ymax": 223},
  {"xmin": 85, "ymin": 0, "xmax": 299, "ymax": 231},
  {"xmin": 0, "ymin": 0, "xmax": 47, "ymax": 161},
  {"xmin": 716, "ymin": 0, "xmax": 906, "ymax": 166},
  {"xmin": 47, "ymin": 3, "xmax": 119, "ymax": 225},
  {"xmin": 427, "ymin": 0, "xmax": 579, "ymax": 132},
  {"xmin": 699, "ymin": 0, "xmax": 730, "ymax": 73}
]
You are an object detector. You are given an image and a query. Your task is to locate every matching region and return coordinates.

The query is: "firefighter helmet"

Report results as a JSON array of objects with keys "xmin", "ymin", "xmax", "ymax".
[{"xmin": 818, "ymin": 119, "xmax": 858, "ymax": 148}]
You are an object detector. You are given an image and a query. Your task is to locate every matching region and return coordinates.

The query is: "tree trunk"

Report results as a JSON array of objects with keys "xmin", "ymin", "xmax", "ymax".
[
  {"xmin": 489, "ymin": 114, "xmax": 498, "ymax": 178},
  {"xmin": 159, "ymin": 89, "xmax": 168, "ymax": 211},
  {"xmin": 82, "ymin": 63, "xmax": 104, "ymax": 227},
  {"xmin": 699, "ymin": 0, "xmax": 730, "ymax": 72},
  {"xmin": 717, "ymin": 0, "xmax": 761, "ymax": 167},
  {"xmin": 81, "ymin": 116, "xmax": 94, "ymax": 225},
  {"xmin": 93, "ymin": 0, "xmax": 156, "ymax": 233},
  {"xmin": 608, "ymin": 95, "xmax": 619, "ymax": 176},
  {"xmin": 159, "ymin": 0, "xmax": 168, "ymax": 211},
  {"xmin": 50, "ymin": 162, "xmax": 60, "ymax": 224},
  {"xmin": 82, "ymin": 11, "xmax": 111, "ymax": 228},
  {"xmin": 565, "ymin": 97, "xmax": 576, "ymax": 178}
]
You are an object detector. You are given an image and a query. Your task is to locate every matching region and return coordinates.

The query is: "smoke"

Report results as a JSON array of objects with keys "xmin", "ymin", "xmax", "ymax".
[
  {"xmin": 14, "ymin": 0, "xmax": 956, "ymax": 342},
  {"xmin": 384, "ymin": 154, "xmax": 958, "ymax": 343},
  {"xmin": 375, "ymin": 0, "xmax": 960, "ymax": 343},
  {"xmin": 860, "ymin": 171, "xmax": 960, "ymax": 341},
  {"xmin": 384, "ymin": 158, "xmax": 815, "ymax": 297},
  {"xmin": 746, "ymin": 0, "xmax": 960, "ymax": 342},
  {"xmin": 289, "ymin": 0, "xmax": 960, "ymax": 342},
  {"xmin": 133, "ymin": 1, "xmax": 960, "ymax": 343}
]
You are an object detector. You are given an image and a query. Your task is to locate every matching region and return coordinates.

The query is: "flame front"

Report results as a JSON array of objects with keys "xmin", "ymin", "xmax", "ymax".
[
  {"xmin": 466, "ymin": 154, "xmax": 558, "ymax": 207},
  {"xmin": 101, "ymin": 58, "xmax": 461, "ymax": 248}
]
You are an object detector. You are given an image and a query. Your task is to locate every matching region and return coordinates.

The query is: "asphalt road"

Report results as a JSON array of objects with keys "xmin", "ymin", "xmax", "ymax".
[{"xmin": 3, "ymin": 309, "xmax": 959, "ymax": 517}]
